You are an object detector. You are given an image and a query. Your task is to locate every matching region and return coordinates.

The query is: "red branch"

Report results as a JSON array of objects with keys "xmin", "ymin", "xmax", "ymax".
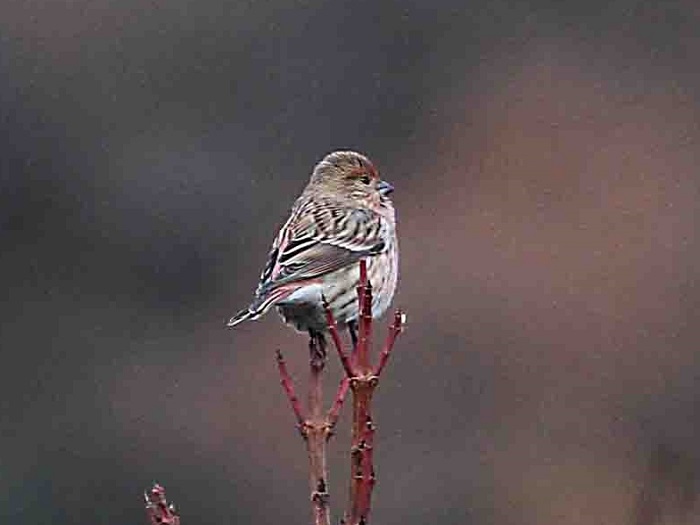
[
  {"xmin": 276, "ymin": 349, "xmax": 305, "ymax": 428},
  {"xmin": 324, "ymin": 259, "xmax": 405, "ymax": 525},
  {"xmin": 324, "ymin": 298, "xmax": 353, "ymax": 377},
  {"xmin": 145, "ymin": 264, "xmax": 404, "ymax": 524},
  {"xmin": 328, "ymin": 377, "xmax": 351, "ymax": 431},
  {"xmin": 276, "ymin": 336, "xmax": 339, "ymax": 525},
  {"xmin": 276, "ymin": 259, "xmax": 405, "ymax": 525},
  {"xmin": 374, "ymin": 310, "xmax": 406, "ymax": 378},
  {"xmin": 145, "ymin": 484, "xmax": 180, "ymax": 525}
]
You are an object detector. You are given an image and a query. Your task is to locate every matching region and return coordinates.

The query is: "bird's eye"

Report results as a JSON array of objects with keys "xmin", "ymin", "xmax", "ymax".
[{"xmin": 360, "ymin": 175, "xmax": 371, "ymax": 185}]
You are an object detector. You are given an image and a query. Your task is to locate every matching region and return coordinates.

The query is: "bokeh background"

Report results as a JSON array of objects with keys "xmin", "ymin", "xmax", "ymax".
[{"xmin": 2, "ymin": 1, "xmax": 700, "ymax": 523}]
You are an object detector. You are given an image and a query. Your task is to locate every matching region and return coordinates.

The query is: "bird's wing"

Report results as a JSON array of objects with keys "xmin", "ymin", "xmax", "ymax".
[{"xmin": 255, "ymin": 199, "xmax": 386, "ymax": 295}]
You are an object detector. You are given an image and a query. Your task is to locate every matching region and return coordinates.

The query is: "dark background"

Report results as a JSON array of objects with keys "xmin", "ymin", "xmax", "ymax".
[{"xmin": 2, "ymin": 1, "xmax": 700, "ymax": 523}]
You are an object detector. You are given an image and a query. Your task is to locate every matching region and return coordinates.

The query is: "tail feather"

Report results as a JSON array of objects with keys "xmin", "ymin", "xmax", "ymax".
[
  {"xmin": 226, "ymin": 287, "xmax": 296, "ymax": 328},
  {"xmin": 226, "ymin": 308, "xmax": 257, "ymax": 327}
]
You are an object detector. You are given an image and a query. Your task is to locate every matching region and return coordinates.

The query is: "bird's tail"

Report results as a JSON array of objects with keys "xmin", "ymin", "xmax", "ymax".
[
  {"xmin": 227, "ymin": 286, "xmax": 297, "ymax": 328},
  {"xmin": 226, "ymin": 308, "xmax": 257, "ymax": 327}
]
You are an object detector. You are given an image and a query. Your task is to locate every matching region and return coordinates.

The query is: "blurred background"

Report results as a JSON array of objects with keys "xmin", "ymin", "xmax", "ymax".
[{"xmin": 2, "ymin": 0, "xmax": 700, "ymax": 523}]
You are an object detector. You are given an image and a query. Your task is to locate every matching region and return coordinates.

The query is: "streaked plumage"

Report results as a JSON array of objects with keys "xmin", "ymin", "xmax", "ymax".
[{"xmin": 227, "ymin": 151, "xmax": 398, "ymax": 338}]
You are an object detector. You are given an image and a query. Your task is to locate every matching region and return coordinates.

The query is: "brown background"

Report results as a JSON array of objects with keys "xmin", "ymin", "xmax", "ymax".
[{"xmin": 2, "ymin": 1, "xmax": 699, "ymax": 523}]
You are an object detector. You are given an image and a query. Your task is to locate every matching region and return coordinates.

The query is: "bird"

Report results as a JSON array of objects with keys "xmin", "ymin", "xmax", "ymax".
[{"xmin": 227, "ymin": 150, "xmax": 398, "ymax": 360}]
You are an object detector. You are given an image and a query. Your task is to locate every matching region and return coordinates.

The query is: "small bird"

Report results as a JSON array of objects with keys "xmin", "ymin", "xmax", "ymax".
[{"xmin": 227, "ymin": 150, "xmax": 398, "ymax": 356}]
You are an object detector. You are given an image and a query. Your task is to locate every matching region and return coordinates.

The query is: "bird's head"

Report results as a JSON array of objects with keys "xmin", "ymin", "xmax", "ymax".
[{"xmin": 307, "ymin": 151, "xmax": 394, "ymax": 212}]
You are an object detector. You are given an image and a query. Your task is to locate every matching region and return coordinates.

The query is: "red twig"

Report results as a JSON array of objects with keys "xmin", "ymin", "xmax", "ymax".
[
  {"xmin": 276, "ymin": 349, "xmax": 305, "ymax": 428},
  {"xmin": 277, "ymin": 258, "xmax": 405, "ymax": 525},
  {"xmin": 307, "ymin": 336, "xmax": 330, "ymax": 525},
  {"xmin": 324, "ymin": 297, "xmax": 353, "ymax": 377},
  {"xmin": 146, "ymin": 266, "xmax": 404, "ymax": 524},
  {"xmin": 328, "ymin": 377, "xmax": 351, "ymax": 431},
  {"xmin": 374, "ymin": 310, "xmax": 406, "ymax": 377},
  {"xmin": 145, "ymin": 483, "xmax": 180, "ymax": 525},
  {"xmin": 323, "ymin": 259, "xmax": 405, "ymax": 525},
  {"xmin": 276, "ymin": 343, "xmax": 331, "ymax": 525}
]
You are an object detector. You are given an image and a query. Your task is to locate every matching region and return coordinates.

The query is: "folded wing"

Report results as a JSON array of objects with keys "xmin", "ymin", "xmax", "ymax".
[{"xmin": 257, "ymin": 199, "xmax": 386, "ymax": 296}]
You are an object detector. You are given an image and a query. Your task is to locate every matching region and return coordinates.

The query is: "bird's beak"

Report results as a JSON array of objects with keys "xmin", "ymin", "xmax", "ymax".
[{"xmin": 378, "ymin": 180, "xmax": 394, "ymax": 196}]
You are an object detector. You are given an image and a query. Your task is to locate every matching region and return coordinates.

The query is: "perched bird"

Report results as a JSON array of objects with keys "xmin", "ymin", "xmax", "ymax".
[{"xmin": 227, "ymin": 150, "xmax": 398, "ymax": 355}]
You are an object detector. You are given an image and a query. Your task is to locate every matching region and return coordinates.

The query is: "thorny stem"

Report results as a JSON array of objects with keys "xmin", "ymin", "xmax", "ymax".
[
  {"xmin": 348, "ymin": 376, "xmax": 376, "ymax": 524},
  {"xmin": 328, "ymin": 377, "xmax": 351, "ymax": 430},
  {"xmin": 374, "ymin": 310, "xmax": 406, "ymax": 378},
  {"xmin": 324, "ymin": 259, "xmax": 405, "ymax": 525},
  {"xmin": 276, "ymin": 350, "xmax": 305, "ymax": 429},
  {"xmin": 145, "ymin": 264, "xmax": 404, "ymax": 525},
  {"xmin": 277, "ymin": 259, "xmax": 405, "ymax": 525},
  {"xmin": 324, "ymin": 298, "xmax": 353, "ymax": 377},
  {"xmin": 276, "ymin": 341, "xmax": 332, "ymax": 525},
  {"xmin": 307, "ymin": 336, "xmax": 330, "ymax": 525}
]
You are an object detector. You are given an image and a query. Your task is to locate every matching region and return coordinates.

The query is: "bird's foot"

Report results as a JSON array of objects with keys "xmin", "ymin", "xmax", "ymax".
[{"xmin": 308, "ymin": 331, "xmax": 327, "ymax": 371}]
